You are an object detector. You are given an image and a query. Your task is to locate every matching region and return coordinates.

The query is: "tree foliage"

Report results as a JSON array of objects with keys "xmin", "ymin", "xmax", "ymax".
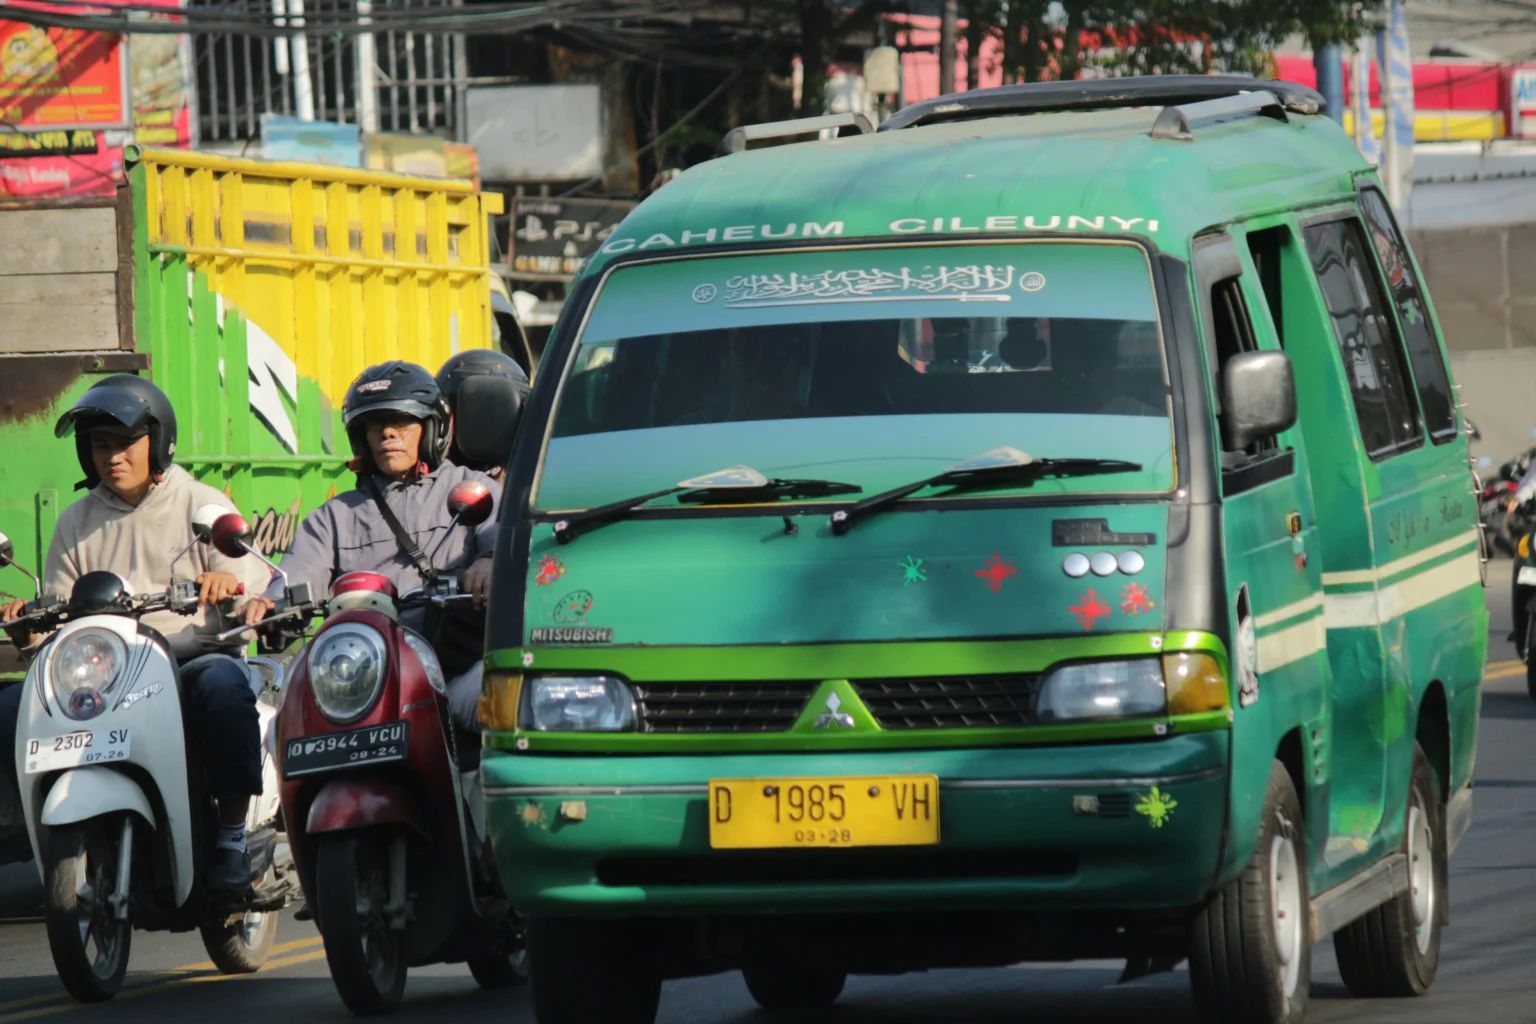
[{"xmin": 978, "ymin": 1, "xmax": 1364, "ymax": 83}]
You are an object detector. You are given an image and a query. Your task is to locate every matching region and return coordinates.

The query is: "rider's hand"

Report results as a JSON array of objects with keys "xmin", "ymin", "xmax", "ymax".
[
  {"xmin": 1, "ymin": 598, "xmax": 24, "ymax": 623},
  {"xmin": 2, "ymin": 598, "xmax": 37, "ymax": 648},
  {"xmin": 464, "ymin": 557, "xmax": 493, "ymax": 609},
  {"xmin": 196, "ymin": 571, "xmax": 243, "ymax": 606},
  {"xmin": 242, "ymin": 596, "xmax": 276, "ymax": 626}
]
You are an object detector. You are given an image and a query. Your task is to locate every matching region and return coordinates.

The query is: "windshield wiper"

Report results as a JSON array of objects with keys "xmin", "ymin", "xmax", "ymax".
[
  {"xmin": 554, "ymin": 465, "xmax": 860, "ymax": 544},
  {"xmin": 829, "ymin": 446, "xmax": 1141, "ymax": 536}
]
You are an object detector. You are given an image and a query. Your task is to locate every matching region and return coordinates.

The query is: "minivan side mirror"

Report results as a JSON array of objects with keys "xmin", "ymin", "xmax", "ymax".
[
  {"xmin": 455, "ymin": 374, "xmax": 525, "ymax": 471},
  {"xmin": 1221, "ymin": 350, "xmax": 1297, "ymax": 451}
]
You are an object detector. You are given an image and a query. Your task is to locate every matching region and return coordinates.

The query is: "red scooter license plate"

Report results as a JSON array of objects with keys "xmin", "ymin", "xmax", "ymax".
[{"xmin": 282, "ymin": 722, "xmax": 409, "ymax": 778}]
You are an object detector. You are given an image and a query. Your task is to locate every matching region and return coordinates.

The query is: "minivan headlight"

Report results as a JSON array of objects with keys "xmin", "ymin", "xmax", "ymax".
[
  {"xmin": 308, "ymin": 624, "xmax": 387, "ymax": 723},
  {"xmin": 521, "ymin": 675, "xmax": 636, "ymax": 732},
  {"xmin": 50, "ymin": 628, "xmax": 126, "ymax": 720},
  {"xmin": 1036, "ymin": 659, "xmax": 1166, "ymax": 721}
]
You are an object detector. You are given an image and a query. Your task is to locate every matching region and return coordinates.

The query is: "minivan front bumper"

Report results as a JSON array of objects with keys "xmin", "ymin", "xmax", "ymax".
[{"xmin": 484, "ymin": 731, "xmax": 1228, "ymax": 915}]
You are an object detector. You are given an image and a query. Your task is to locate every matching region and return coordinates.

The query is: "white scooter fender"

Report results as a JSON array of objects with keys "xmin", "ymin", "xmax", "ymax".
[{"xmin": 16, "ymin": 615, "xmax": 195, "ymax": 907}]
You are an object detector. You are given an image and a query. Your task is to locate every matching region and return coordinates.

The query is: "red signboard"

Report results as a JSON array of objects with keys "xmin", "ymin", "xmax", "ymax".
[
  {"xmin": 0, "ymin": 1, "xmax": 193, "ymax": 198},
  {"xmin": 0, "ymin": 21, "xmax": 129, "ymax": 129}
]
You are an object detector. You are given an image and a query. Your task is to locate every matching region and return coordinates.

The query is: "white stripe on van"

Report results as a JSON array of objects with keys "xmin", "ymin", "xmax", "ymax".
[
  {"xmin": 1320, "ymin": 531, "xmax": 1480, "ymax": 588},
  {"xmin": 1252, "ymin": 548, "xmax": 1480, "ymax": 678},
  {"xmin": 1257, "ymin": 612, "xmax": 1327, "ymax": 673},
  {"xmin": 1323, "ymin": 550, "xmax": 1481, "ymax": 630},
  {"xmin": 1254, "ymin": 593, "xmax": 1325, "ymax": 631}
]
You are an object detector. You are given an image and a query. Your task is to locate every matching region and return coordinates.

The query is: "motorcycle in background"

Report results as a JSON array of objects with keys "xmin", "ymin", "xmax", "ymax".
[
  {"xmin": 225, "ymin": 481, "xmax": 526, "ymax": 1015},
  {"xmin": 0, "ymin": 506, "xmax": 299, "ymax": 1002}
]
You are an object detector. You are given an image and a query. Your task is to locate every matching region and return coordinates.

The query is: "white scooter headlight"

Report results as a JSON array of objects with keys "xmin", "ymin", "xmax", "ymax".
[
  {"xmin": 308, "ymin": 623, "xmax": 388, "ymax": 723},
  {"xmin": 50, "ymin": 628, "xmax": 127, "ymax": 720}
]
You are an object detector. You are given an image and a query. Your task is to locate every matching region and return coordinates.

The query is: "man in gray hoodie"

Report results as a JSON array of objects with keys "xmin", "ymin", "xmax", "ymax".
[
  {"xmin": 241, "ymin": 360, "xmax": 500, "ymax": 732},
  {"xmin": 1, "ymin": 376, "xmax": 269, "ymax": 888}
]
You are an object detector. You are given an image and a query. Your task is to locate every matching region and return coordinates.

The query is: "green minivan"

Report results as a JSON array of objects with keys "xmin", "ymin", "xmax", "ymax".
[{"xmin": 476, "ymin": 76, "xmax": 1487, "ymax": 1024}]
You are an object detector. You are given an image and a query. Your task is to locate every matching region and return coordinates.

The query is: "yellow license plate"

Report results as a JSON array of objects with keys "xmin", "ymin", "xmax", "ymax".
[{"xmin": 707, "ymin": 775, "xmax": 939, "ymax": 849}]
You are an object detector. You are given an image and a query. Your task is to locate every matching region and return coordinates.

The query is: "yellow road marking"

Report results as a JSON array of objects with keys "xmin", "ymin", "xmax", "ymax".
[
  {"xmin": 176, "ymin": 935, "xmax": 323, "ymax": 971},
  {"xmin": 0, "ymin": 939, "xmax": 328, "ymax": 1023},
  {"xmin": 1484, "ymin": 662, "xmax": 1526, "ymax": 682}
]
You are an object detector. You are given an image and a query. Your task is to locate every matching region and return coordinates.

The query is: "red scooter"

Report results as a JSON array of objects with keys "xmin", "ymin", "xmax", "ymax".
[{"xmin": 228, "ymin": 482, "xmax": 524, "ymax": 1014}]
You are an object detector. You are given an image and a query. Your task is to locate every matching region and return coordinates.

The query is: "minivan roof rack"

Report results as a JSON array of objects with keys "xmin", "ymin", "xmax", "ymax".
[
  {"xmin": 721, "ymin": 112, "xmax": 874, "ymax": 154},
  {"xmin": 1149, "ymin": 89, "xmax": 1285, "ymax": 140},
  {"xmin": 879, "ymin": 75, "xmax": 1324, "ymax": 133}
]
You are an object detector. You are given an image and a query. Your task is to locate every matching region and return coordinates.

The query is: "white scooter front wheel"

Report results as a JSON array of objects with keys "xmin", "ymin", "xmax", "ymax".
[{"xmin": 43, "ymin": 816, "xmax": 133, "ymax": 1002}]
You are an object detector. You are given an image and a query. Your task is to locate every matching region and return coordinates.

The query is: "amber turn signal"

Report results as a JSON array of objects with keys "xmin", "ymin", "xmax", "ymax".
[
  {"xmin": 478, "ymin": 671, "xmax": 523, "ymax": 732},
  {"xmin": 1163, "ymin": 652, "xmax": 1228, "ymax": 715}
]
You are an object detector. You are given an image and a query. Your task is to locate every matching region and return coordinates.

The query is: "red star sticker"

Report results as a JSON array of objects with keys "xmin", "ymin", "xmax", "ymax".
[
  {"xmin": 1121, "ymin": 583, "xmax": 1155, "ymax": 616},
  {"xmin": 534, "ymin": 554, "xmax": 567, "ymax": 587},
  {"xmin": 975, "ymin": 553, "xmax": 1019, "ymax": 593},
  {"xmin": 1069, "ymin": 589, "xmax": 1112, "ymax": 631}
]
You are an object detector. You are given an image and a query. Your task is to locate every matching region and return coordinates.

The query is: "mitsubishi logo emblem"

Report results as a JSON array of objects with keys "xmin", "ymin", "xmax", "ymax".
[{"xmin": 813, "ymin": 691, "xmax": 856, "ymax": 730}]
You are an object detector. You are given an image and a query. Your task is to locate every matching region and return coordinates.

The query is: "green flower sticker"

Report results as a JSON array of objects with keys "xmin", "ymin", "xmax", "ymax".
[
  {"xmin": 898, "ymin": 556, "xmax": 928, "ymax": 585},
  {"xmin": 1135, "ymin": 786, "xmax": 1178, "ymax": 829}
]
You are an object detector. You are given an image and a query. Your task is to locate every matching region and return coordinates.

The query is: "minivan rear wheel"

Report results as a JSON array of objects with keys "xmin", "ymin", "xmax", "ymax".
[
  {"xmin": 1334, "ymin": 744, "xmax": 1445, "ymax": 996},
  {"xmin": 1189, "ymin": 761, "xmax": 1309, "ymax": 1024}
]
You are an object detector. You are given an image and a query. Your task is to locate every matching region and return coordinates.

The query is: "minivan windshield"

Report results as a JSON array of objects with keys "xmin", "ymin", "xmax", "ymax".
[{"xmin": 534, "ymin": 241, "xmax": 1175, "ymax": 512}]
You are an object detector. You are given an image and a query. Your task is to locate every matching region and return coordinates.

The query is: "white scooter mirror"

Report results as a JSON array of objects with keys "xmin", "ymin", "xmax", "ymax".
[
  {"xmin": 0, "ymin": 531, "xmax": 43, "ymax": 599},
  {"xmin": 191, "ymin": 502, "xmax": 231, "ymax": 543}
]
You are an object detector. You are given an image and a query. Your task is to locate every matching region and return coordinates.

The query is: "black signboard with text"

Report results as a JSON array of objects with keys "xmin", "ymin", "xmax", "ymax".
[{"xmin": 510, "ymin": 196, "xmax": 635, "ymax": 278}]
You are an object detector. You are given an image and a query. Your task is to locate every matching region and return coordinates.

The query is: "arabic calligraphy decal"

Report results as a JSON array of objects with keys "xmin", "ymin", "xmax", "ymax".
[{"xmin": 696, "ymin": 265, "xmax": 1039, "ymax": 309}]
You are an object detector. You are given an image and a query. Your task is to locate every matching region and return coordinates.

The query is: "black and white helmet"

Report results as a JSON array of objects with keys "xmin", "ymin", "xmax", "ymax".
[
  {"xmin": 342, "ymin": 361, "xmax": 451, "ymax": 472},
  {"xmin": 54, "ymin": 375, "xmax": 178, "ymax": 490}
]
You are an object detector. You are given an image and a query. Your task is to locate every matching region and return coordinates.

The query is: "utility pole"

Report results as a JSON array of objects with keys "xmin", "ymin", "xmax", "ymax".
[
  {"xmin": 356, "ymin": 0, "xmax": 379, "ymax": 131},
  {"xmin": 289, "ymin": 0, "xmax": 315, "ymax": 121},
  {"xmin": 939, "ymin": 0, "xmax": 958, "ymax": 96}
]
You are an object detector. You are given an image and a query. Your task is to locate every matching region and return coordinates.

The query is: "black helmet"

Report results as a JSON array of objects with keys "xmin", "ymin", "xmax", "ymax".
[
  {"xmin": 436, "ymin": 350, "xmax": 529, "ymax": 468},
  {"xmin": 54, "ymin": 375, "xmax": 177, "ymax": 490},
  {"xmin": 343, "ymin": 360, "xmax": 451, "ymax": 472}
]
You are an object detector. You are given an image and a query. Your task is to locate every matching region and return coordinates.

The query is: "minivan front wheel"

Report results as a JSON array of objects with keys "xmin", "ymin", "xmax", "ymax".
[
  {"xmin": 529, "ymin": 916, "xmax": 660, "ymax": 1024},
  {"xmin": 1334, "ymin": 744, "xmax": 1445, "ymax": 996},
  {"xmin": 1189, "ymin": 761, "xmax": 1309, "ymax": 1024}
]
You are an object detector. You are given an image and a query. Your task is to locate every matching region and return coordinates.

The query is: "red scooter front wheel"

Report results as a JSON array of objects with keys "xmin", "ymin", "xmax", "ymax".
[{"xmin": 316, "ymin": 831, "xmax": 407, "ymax": 1015}]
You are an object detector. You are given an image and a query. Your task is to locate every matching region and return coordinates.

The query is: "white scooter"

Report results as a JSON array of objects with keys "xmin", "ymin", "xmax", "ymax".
[{"xmin": 0, "ymin": 506, "xmax": 299, "ymax": 1002}]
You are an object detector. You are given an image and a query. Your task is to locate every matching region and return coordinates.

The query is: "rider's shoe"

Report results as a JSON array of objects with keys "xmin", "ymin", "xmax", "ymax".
[{"xmin": 208, "ymin": 846, "xmax": 253, "ymax": 894}]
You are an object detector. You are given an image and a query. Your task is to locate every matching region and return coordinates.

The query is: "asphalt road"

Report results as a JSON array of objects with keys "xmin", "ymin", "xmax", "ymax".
[{"xmin": 0, "ymin": 566, "xmax": 1530, "ymax": 1024}]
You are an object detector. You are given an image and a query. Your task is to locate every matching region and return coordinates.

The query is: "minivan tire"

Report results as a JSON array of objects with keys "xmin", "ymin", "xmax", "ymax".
[
  {"xmin": 1189, "ymin": 761, "xmax": 1309, "ymax": 1024},
  {"xmin": 742, "ymin": 961, "xmax": 846, "ymax": 1011},
  {"xmin": 1334, "ymin": 744, "xmax": 1446, "ymax": 997},
  {"xmin": 529, "ymin": 916, "xmax": 660, "ymax": 1024}
]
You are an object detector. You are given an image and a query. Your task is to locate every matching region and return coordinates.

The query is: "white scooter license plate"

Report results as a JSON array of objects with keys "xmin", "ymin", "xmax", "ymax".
[
  {"xmin": 1519, "ymin": 566, "xmax": 1536, "ymax": 586},
  {"xmin": 24, "ymin": 728, "xmax": 131, "ymax": 775}
]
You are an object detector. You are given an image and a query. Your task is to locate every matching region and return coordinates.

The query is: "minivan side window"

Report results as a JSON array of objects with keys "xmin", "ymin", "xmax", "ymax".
[
  {"xmin": 1357, "ymin": 188, "xmax": 1458, "ymax": 443},
  {"xmin": 1210, "ymin": 276, "xmax": 1276, "ymax": 459},
  {"xmin": 1302, "ymin": 218, "xmax": 1423, "ymax": 461}
]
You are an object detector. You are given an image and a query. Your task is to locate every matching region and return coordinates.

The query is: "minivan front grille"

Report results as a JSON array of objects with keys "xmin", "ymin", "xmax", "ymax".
[
  {"xmin": 853, "ymin": 676, "xmax": 1042, "ymax": 730},
  {"xmin": 632, "ymin": 680, "xmax": 819, "ymax": 733}
]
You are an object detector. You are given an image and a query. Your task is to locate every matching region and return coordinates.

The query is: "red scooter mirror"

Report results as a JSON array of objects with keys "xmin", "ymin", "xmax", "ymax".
[
  {"xmin": 446, "ymin": 481, "xmax": 494, "ymax": 528},
  {"xmin": 210, "ymin": 512, "xmax": 256, "ymax": 559}
]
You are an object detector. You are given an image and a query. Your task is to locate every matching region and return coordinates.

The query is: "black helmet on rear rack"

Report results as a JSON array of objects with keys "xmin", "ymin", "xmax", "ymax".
[{"xmin": 435, "ymin": 350, "xmax": 529, "ymax": 470}]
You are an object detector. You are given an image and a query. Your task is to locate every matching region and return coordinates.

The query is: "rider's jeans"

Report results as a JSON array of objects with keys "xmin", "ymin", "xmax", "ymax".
[
  {"xmin": 180, "ymin": 653, "xmax": 263, "ymax": 802},
  {"xmin": 0, "ymin": 682, "xmax": 20, "ymax": 820},
  {"xmin": 447, "ymin": 661, "xmax": 482, "ymax": 734}
]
